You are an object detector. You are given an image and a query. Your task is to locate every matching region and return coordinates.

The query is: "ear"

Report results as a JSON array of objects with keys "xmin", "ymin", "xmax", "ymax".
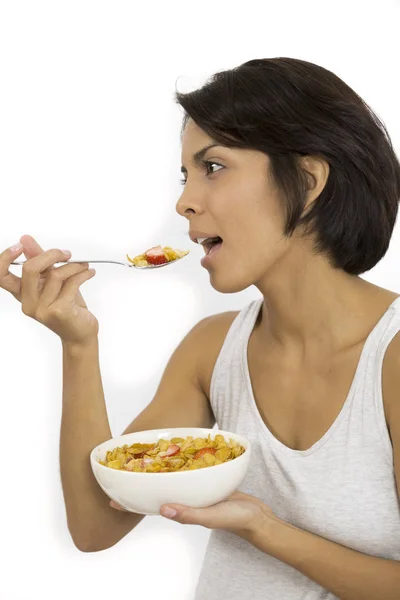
[{"xmin": 301, "ymin": 155, "xmax": 330, "ymax": 208}]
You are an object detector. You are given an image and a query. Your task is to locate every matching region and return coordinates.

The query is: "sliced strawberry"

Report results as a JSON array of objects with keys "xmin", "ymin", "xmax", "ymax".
[
  {"xmin": 159, "ymin": 444, "xmax": 180, "ymax": 458},
  {"xmin": 148, "ymin": 255, "xmax": 167, "ymax": 265},
  {"xmin": 145, "ymin": 245, "xmax": 168, "ymax": 265},
  {"xmin": 194, "ymin": 447, "xmax": 217, "ymax": 460}
]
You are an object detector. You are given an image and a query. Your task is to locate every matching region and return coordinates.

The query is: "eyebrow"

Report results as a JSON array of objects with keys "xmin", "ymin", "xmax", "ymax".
[{"xmin": 180, "ymin": 144, "xmax": 226, "ymax": 173}]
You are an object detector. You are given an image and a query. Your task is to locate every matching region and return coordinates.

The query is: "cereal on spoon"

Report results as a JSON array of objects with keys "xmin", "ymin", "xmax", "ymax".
[{"xmin": 127, "ymin": 245, "xmax": 189, "ymax": 267}]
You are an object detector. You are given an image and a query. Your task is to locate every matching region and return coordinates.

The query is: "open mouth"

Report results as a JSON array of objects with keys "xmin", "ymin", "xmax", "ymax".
[{"xmin": 204, "ymin": 236, "xmax": 223, "ymax": 254}]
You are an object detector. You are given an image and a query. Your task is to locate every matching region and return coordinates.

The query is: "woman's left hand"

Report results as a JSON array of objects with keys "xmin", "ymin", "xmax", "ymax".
[
  {"xmin": 158, "ymin": 491, "xmax": 277, "ymax": 542},
  {"xmin": 110, "ymin": 491, "xmax": 279, "ymax": 545}
]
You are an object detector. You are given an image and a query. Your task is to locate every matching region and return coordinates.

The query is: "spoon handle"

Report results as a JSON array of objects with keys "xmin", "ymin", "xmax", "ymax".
[{"xmin": 10, "ymin": 260, "xmax": 130, "ymax": 266}]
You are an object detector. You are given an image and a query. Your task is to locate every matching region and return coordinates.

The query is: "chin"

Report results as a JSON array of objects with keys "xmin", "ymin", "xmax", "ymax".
[{"xmin": 208, "ymin": 271, "xmax": 254, "ymax": 294}]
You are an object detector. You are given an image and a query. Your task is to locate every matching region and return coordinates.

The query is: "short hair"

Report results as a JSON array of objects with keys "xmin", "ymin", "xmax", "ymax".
[{"xmin": 174, "ymin": 57, "xmax": 400, "ymax": 275}]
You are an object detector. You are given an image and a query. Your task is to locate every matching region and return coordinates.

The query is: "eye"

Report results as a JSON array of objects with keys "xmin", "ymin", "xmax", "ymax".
[{"xmin": 179, "ymin": 160, "xmax": 224, "ymax": 185}]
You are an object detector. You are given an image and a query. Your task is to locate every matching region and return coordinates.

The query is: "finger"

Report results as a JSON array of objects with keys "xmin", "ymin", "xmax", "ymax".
[
  {"xmin": 110, "ymin": 500, "xmax": 129, "ymax": 512},
  {"xmin": 20, "ymin": 249, "xmax": 74, "ymax": 315},
  {"xmin": 160, "ymin": 503, "xmax": 221, "ymax": 527},
  {"xmin": 20, "ymin": 234, "xmax": 55, "ymax": 278},
  {"xmin": 38, "ymin": 262, "xmax": 90, "ymax": 309},
  {"xmin": 227, "ymin": 491, "xmax": 251, "ymax": 500},
  {"xmin": 55, "ymin": 264, "xmax": 95, "ymax": 305},
  {"xmin": 0, "ymin": 244, "xmax": 26, "ymax": 299},
  {"xmin": 20, "ymin": 236, "xmax": 87, "ymax": 308},
  {"xmin": 19, "ymin": 234, "xmax": 45, "ymax": 259}
]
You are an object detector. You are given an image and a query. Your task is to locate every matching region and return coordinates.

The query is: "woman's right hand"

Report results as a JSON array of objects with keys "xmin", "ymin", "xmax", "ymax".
[{"xmin": 0, "ymin": 234, "xmax": 99, "ymax": 346}]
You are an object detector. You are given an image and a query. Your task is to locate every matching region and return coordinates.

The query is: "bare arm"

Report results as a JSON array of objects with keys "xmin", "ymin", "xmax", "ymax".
[
  {"xmin": 60, "ymin": 317, "xmax": 215, "ymax": 552},
  {"xmin": 254, "ymin": 519, "xmax": 400, "ymax": 600},
  {"xmin": 60, "ymin": 337, "xmax": 146, "ymax": 551}
]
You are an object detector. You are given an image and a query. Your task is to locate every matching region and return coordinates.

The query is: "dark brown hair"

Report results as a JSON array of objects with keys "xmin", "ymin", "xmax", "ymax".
[{"xmin": 174, "ymin": 57, "xmax": 400, "ymax": 275}]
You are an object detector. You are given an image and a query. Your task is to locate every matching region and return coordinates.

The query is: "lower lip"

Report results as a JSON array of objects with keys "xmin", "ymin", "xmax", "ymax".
[{"xmin": 201, "ymin": 241, "xmax": 223, "ymax": 267}]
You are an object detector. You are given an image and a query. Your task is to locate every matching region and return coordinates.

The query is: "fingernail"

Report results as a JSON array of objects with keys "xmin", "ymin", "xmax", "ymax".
[
  {"xmin": 162, "ymin": 507, "xmax": 177, "ymax": 519},
  {"xmin": 61, "ymin": 249, "xmax": 71, "ymax": 256},
  {"xmin": 110, "ymin": 500, "xmax": 126, "ymax": 511},
  {"xmin": 10, "ymin": 243, "xmax": 23, "ymax": 252}
]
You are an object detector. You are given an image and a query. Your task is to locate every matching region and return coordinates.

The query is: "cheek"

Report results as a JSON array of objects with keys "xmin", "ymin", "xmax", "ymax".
[
  {"xmin": 218, "ymin": 180, "xmax": 286, "ymax": 247},
  {"xmin": 246, "ymin": 211, "xmax": 285, "ymax": 250},
  {"xmin": 255, "ymin": 193, "xmax": 287, "ymax": 239}
]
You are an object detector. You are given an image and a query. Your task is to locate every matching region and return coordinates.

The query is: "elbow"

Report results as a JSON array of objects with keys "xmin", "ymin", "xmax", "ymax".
[
  {"xmin": 75, "ymin": 542, "xmax": 101, "ymax": 553},
  {"xmin": 73, "ymin": 538, "xmax": 110, "ymax": 553},
  {"xmin": 70, "ymin": 531, "xmax": 111, "ymax": 553}
]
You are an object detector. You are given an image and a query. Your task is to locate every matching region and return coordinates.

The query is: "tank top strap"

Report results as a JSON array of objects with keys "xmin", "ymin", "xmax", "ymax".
[
  {"xmin": 350, "ymin": 295, "xmax": 400, "ymax": 461},
  {"xmin": 210, "ymin": 298, "xmax": 263, "ymax": 408},
  {"xmin": 369, "ymin": 296, "xmax": 400, "ymax": 353},
  {"xmin": 358, "ymin": 295, "xmax": 400, "ymax": 378}
]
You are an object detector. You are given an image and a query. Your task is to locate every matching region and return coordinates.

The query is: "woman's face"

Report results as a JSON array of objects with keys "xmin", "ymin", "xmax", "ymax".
[{"xmin": 176, "ymin": 119, "xmax": 300, "ymax": 293}]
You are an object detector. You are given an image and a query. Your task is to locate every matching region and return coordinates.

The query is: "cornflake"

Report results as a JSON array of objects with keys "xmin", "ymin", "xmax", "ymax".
[{"xmin": 99, "ymin": 434, "xmax": 246, "ymax": 473}]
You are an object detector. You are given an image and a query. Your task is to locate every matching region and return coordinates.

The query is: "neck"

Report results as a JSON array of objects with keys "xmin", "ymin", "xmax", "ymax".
[{"xmin": 255, "ymin": 248, "xmax": 387, "ymax": 361}]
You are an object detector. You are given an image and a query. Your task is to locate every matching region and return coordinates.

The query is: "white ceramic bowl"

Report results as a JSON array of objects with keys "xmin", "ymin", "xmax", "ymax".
[{"xmin": 90, "ymin": 427, "xmax": 251, "ymax": 515}]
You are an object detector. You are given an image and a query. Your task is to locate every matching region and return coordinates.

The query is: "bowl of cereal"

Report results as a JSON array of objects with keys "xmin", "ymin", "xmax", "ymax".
[{"xmin": 90, "ymin": 428, "xmax": 251, "ymax": 515}]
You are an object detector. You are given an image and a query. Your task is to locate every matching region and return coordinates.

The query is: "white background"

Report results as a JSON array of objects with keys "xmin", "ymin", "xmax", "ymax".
[{"xmin": 1, "ymin": 1, "xmax": 400, "ymax": 599}]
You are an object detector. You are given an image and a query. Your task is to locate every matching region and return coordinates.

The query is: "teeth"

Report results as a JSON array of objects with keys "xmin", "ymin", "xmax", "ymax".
[{"xmin": 196, "ymin": 237, "xmax": 220, "ymax": 245}]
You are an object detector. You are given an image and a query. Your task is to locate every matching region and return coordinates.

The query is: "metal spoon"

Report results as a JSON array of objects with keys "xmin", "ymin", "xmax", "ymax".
[{"xmin": 11, "ymin": 251, "xmax": 190, "ymax": 270}]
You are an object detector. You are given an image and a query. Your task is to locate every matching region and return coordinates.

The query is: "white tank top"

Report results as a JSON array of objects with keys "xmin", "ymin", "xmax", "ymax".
[{"xmin": 194, "ymin": 296, "xmax": 400, "ymax": 600}]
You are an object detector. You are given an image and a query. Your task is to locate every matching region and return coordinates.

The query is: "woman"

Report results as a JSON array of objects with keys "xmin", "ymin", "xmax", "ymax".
[{"xmin": 1, "ymin": 57, "xmax": 400, "ymax": 599}]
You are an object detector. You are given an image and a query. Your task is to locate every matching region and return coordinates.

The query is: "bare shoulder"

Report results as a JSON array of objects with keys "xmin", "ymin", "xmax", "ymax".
[{"xmin": 196, "ymin": 309, "xmax": 241, "ymax": 399}]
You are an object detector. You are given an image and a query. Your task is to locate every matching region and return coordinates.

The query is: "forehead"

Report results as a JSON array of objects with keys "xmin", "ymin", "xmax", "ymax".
[
  {"xmin": 181, "ymin": 119, "xmax": 214, "ymax": 151},
  {"xmin": 180, "ymin": 119, "xmax": 230, "ymax": 170}
]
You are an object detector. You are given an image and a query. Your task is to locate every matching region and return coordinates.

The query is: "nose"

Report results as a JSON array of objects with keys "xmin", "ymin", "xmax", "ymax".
[{"xmin": 175, "ymin": 194, "xmax": 201, "ymax": 218}]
